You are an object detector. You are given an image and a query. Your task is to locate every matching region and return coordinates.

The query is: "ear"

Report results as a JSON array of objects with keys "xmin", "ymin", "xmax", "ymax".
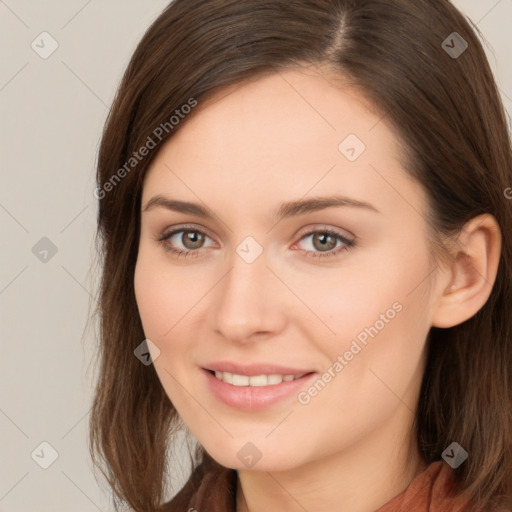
[{"xmin": 431, "ymin": 214, "xmax": 502, "ymax": 328}]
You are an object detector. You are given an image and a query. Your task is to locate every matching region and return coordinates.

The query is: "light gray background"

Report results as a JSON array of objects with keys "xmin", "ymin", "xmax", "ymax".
[{"xmin": 1, "ymin": 1, "xmax": 511, "ymax": 511}]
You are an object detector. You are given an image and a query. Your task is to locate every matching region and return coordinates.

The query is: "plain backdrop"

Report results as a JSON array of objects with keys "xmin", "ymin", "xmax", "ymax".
[{"xmin": 1, "ymin": 1, "xmax": 511, "ymax": 511}]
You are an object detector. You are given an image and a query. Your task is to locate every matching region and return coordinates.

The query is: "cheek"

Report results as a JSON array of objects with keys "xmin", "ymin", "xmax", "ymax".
[
  {"xmin": 316, "ymin": 241, "xmax": 431, "ymax": 404},
  {"xmin": 282, "ymin": 237, "xmax": 431, "ymax": 345},
  {"xmin": 134, "ymin": 246, "xmax": 206, "ymax": 341},
  {"xmin": 287, "ymin": 237, "xmax": 432, "ymax": 414},
  {"xmin": 134, "ymin": 254, "xmax": 199, "ymax": 405},
  {"xmin": 134, "ymin": 267, "xmax": 181, "ymax": 360}
]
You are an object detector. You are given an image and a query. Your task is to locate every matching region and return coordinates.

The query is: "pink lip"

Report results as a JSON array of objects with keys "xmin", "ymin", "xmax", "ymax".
[
  {"xmin": 202, "ymin": 368, "xmax": 317, "ymax": 411},
  {"xmin": 204, "ymin": 361, "xmax": 315, "ymax": 376}
]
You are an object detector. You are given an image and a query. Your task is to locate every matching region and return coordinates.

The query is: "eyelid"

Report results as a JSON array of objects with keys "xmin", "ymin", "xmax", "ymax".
[
  {"xmin": 294, "ymin": 223, "xmax": 355, "ymax": 241},
  {"xmin": 157, "ymin": 223, "xmax": 353, "ymax": 244},
  {"xmin": 157, "ymin": 223, "xmax": 217, "ymax": 243}
]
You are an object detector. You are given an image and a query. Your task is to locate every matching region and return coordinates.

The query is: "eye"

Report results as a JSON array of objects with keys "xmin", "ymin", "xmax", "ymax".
[
  {"xmin": 293, "ymin": 228, "xmax": 355, "ymax": 259},
  {"xmin": 156, "ymin": 225, "xmax": 355, "ymax": 260},
  {"xmin": 157, "ymin": 225, "xmax": 216, "ymax": 258}
]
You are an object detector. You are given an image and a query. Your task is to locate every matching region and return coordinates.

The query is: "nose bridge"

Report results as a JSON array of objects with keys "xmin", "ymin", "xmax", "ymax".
[{"xmin": 211, "ymin": 242, "xmax": 284, "ymax": 340}]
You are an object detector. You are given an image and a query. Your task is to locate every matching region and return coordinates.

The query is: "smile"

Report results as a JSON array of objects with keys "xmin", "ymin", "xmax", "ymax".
[
  {"xmin": 212, "ymin": 370, "xmax": 308, "ymax": 386},
  {"xmin": 203, "ymin": 368, "xmax": 317, "ymax": 411}
]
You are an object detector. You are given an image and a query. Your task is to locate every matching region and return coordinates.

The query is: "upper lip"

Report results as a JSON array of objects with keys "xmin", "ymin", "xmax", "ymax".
[{"xmin": 204, "ymin": 361, "xmax": 316, "ymax": 376}]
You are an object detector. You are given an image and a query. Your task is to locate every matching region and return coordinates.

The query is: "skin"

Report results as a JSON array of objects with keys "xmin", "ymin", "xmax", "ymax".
[{"xmin": 134, "ymin": 66, "xmax": 501, "ymax": 512}]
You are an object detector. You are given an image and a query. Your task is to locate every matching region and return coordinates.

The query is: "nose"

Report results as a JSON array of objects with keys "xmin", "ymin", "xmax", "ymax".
[{"xmin": 210, "ymin": 247, "xmax": 287, "ymax": 343}]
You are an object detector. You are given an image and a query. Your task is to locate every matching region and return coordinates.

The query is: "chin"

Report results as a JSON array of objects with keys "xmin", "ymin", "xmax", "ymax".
[{"xmin": 203, "ymin": 440, "xmax": 307, "ymax": 473}]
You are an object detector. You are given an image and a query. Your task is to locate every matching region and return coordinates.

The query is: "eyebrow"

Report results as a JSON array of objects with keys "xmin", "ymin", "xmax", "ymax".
[{"xmin": 142, "ymin": 194, "xmax": 380, "ymax": 220}]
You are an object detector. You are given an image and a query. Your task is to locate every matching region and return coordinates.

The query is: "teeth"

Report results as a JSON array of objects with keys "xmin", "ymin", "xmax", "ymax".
[
  {"xmin": 249, "ymin": 375, "xmax": 267, "ymax": 386},
  {"xmin": 232, "ymin": 374, "xmax": 249, "ymax": 386},
  {"xmin": 213, "ymin": 371, "xmax": 307, "ymax": 386},
  {"xmin": 268, "ymin": 374, "xmax": 284, "ymax": 385}
]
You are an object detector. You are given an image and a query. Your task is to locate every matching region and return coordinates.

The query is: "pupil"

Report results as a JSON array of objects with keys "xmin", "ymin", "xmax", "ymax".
[
  {"xmin": 314, "ymin": 233, "xmax": 336, "ymax": 251},
  {"xmin": 183, "ymin": 231, "xmax": 204, "ymax": 249}
]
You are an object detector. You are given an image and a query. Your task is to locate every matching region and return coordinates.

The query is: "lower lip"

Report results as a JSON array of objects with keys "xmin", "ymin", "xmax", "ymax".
[{"xmin": 202, "ymin": 368, "xmax": 317, "ymax": 411}]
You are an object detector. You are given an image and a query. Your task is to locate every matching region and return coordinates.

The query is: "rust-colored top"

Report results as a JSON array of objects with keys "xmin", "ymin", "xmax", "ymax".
[{"xmin": 162, "ymin": 455, "xmax": 475, "ymax": 511}]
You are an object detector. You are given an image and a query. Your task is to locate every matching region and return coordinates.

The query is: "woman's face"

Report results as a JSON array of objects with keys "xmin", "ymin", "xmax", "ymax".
[{"xmin": 134, "ymin": 67, "xmax": 443, "ymax": 472}]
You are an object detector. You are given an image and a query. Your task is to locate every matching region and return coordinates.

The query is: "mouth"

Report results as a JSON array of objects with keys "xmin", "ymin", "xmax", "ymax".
[
  {"xmin": 205, "ymin": 368, "xmax": 314, "ymax": 386},
  {"xmin": 202, "ymin": 367, "xmax": 317, "ymax": 411}
]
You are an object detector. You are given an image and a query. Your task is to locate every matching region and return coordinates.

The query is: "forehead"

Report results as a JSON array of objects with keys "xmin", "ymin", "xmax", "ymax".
[
  {"xmin": 142, "ymin": 67, "xmax": 425, "ymax": 222},
  {"xmin": 160, "ymin": 67, "xmax": 388, "ymax": 164}
]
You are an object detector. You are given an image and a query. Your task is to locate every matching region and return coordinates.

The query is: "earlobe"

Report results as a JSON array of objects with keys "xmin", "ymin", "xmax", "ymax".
[{"xmin": 431, "ymin": 214, "xmax": 502, "ymax": 329}]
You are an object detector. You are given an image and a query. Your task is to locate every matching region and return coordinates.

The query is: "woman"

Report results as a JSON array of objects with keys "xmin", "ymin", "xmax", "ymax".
[{"xmin": 89, "ymin": 1, "xmax": 512, "ymax": 511}]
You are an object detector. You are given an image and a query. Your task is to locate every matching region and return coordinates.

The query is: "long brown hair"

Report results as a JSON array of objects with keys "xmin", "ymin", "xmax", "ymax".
[{"xmin": 89, "ymin": 1, "xmax": 512, "ymax": 510}]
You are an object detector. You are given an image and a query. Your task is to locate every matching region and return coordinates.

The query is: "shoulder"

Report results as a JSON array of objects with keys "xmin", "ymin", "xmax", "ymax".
[{"xmin": 377, "ymin": 461, "xmax": 477, "ymax": 512}]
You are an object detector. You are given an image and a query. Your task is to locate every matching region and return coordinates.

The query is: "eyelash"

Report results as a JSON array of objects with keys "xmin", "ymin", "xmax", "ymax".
[{"xmin": 156, "ymin": 225, "xmax": 355, "ymax": 260}]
